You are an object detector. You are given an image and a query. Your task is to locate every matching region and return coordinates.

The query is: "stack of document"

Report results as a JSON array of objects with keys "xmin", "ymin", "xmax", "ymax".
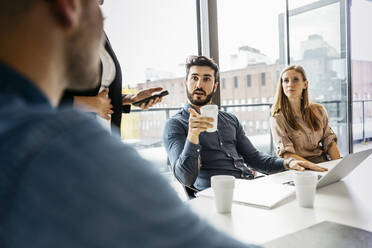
[{"xmin": 197, "ymin": 178, "xmax": 295, "ymax": 209}]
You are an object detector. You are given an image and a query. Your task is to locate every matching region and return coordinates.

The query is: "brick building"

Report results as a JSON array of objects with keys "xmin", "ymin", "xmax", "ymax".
[{"xmin": 133, "ymin": 63, "xmax": 282, "ymax": 140}]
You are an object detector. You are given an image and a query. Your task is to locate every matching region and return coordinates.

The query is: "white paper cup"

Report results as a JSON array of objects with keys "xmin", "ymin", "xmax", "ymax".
[
  {"xmin": 200, "ymin": 105, "xmax": 218, "ymax": 132},
  {"xmin": 294, "ymin": 171, "xmax": 318, "ymax": 208},
  {"xmin": 211, "ymin": 175, "xmax": 235, "ymax": 213}
]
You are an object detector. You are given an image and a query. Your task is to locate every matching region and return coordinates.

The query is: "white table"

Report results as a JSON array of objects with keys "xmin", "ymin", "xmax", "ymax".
[{"xmin": 188, "ymin": 155, "xmax": 372, "ymax": 245}]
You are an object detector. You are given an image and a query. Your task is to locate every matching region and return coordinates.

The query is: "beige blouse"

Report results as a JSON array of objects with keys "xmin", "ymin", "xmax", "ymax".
[{"xmin": 270, "ymin": 104, "xmax": 337, "ymax": 163}]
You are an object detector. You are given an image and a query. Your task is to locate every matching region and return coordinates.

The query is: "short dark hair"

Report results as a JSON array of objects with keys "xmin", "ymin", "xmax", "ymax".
[{"xmin": 185, "ymin": 55, "xmax": 220, "ymax": 84}]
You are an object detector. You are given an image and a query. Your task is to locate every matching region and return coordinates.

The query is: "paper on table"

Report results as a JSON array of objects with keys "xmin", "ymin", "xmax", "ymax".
[{"xmin": 197, "ymin": 179, "xmax": 295, "ymax": 209}]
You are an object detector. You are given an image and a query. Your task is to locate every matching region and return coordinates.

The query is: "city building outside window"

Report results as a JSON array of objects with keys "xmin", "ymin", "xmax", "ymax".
[
  {"xmin": 350, "ymin": 0, "xmax": 372, "ymax": 150},
  {"xmin": 289, "ymin": 0, "xmax": 350, "ymax": 155},
  {"xmin": 234, "ymin": 76, "xmax": 238, "ymax": 88},
  {"xmin": 261, "ymin": 72, "xmax": 266, "ymax": 86},
  {"xmin": 248, "ymin": 98, "xmax": 253, "ymax": 111},
  {"xmin": 247, "ymin": 74, "xmax": 252, "ymax": 87}
]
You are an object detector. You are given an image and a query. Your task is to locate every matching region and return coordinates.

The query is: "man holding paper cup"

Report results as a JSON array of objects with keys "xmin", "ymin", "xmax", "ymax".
[{"xmin": 163, "ymin": 56, "xmax": 327, "ymax": 192}]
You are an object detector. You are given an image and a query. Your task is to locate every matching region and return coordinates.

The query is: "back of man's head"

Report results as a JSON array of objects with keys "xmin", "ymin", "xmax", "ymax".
[
  {"xmin": 185, "ymin": 55, "xmax": 220, "ymax": 84},
  {"xmin": 0, "ymin": 0, "xmax": 104, "ymax": 106}
]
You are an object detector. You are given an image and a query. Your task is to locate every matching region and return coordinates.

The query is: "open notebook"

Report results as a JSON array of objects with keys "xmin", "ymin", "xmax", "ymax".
[{"xmin": 197, "ymin": 178, "xmax": 294, "ymax": 209}]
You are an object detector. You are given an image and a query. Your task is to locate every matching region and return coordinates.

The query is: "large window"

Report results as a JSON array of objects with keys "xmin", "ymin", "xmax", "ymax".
[
  {"xmin": 217, "ymin": 0, "xmax": 286, "ymax": 153},
  {"xmin": 288, "ymin": 0, "xmax": 349, "ymax": 155},
  {"xmin": 99, "ymin": 1, "xmax": 368, "ymax": 178},
  {"xmin": 351, "ymin": 0, "xmax": 372, "ymax": 151},
  {"xmin": 102, "ymin": 1, "xmax": 198, "ymax": 172}
]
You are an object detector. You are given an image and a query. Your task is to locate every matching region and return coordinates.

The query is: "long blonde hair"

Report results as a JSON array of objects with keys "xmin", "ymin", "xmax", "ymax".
[{"xmin": 271, "ymin": 65, "xmax": 321, "ymax": 131}]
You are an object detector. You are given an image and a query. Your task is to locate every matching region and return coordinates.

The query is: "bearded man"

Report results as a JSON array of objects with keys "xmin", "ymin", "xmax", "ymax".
[{"xmin": 163, "ymin": 56, "xmax": 326, "ymax": 192}]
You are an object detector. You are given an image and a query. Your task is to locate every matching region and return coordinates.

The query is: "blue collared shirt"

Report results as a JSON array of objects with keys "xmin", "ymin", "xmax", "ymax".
[
  {"xmin": 0, "ymin": 62, "xmax": 255, "ymax": 248},
  {"xmin": 163, "ymin": 103, "xmax": 285, "ymax": 190}
]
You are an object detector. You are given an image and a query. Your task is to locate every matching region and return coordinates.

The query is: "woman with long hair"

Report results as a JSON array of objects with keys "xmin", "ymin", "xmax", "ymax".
[{"xmin": 270, "ymin": 65, "xmax": 340, "ymax": 163}]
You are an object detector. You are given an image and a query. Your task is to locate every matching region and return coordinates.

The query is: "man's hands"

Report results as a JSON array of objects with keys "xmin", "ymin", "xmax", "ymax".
[
  {"xmin": 122, "ymin": 87, "xmax": 163, "ymax": 109},
  {"xmin": 187, "ymin": 108, "xmax": 214, "ymax": 144},
  {"xmin": 287, "ymin": 159, "xmax": 328, "ymax": 172},
  {"xmin": 75, "ymin": 86, "xmax": 164, "ymax": 120},
  {"xmin": 74, "ymin": 88, "xmax": 113, "ymax": 120}
]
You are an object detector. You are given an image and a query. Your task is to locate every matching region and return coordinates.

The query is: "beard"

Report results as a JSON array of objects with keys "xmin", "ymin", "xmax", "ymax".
[
  {"xmin": 186, "ymin": 88, "xmax": 214, "ymax": 106},
  {"xmin": 64, "ymin": 2, "xmax": 104, "ymax": 91}
]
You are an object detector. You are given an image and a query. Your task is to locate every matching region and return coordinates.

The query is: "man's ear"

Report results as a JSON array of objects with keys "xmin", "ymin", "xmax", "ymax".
[
  {"xmin": 213, "ymin": 81, "xmax": 219, "ymax": 93},
  {"xmin": 52, "ymin": 0, "xmax": 81, "ymax": 29}
]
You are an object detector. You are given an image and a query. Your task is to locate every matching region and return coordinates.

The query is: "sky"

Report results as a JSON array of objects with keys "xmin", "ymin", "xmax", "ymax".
[
  {"xmin": 102, "ymin": 0, "xmax": 197, "ymax": 86},
  {"xmin": 216, "ymin": 0, "xmax": 285, "ymax": 69},
  {"xmin": 350, "ymin": 0, "xmax": 372, "ymax": 61},
  {"xmin": 289, "ymin": 2, "xmax": 341, "ymax": 60},
  {"xmin": 102, "ymin": 0, "xmax": 286, "ymax": 86},
  {"xmin": 102, "ymin": 0, "xmax": 372, "ymax": 87}
]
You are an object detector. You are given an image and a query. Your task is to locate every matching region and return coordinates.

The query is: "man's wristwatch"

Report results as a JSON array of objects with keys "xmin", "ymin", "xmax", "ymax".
[{"xmin": 284, "ymin": 157, "xmax": 296, "ymax": 170}]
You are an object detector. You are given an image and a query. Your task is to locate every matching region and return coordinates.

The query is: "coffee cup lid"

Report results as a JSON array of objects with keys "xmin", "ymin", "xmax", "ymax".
[
  {"xmin": 200, "ymin": 104, "xmax": 218, "ymax": 111},
  {"xmin": 211, "ymin": 175, "xmax": 235, "ymax": 188},
  {"xmin": 294, "ymin": 171, "xmax": 318, "ymax": 185}
]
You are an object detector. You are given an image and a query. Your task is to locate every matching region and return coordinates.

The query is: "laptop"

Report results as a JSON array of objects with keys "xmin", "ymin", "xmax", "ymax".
[{"xmin": 280, "ymin": 148, "xmax": 372, "ymax": 189}]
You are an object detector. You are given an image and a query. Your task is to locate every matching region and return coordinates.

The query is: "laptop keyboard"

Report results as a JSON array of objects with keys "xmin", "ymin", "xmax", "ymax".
[{"xmin": 282, "ymin": 175, "xmax": 323, "ymax": 186}]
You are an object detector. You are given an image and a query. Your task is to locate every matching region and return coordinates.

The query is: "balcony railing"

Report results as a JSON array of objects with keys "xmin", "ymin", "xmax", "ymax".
[
  {"xmin": 352, "ymin": 100, "xmax": 372, "ymax": 143},
  {"xmin": 130, "ymin": 99, "xmax": 372, "ymax": 144},
  {"xmin": 128, "ymin": 100, "xmax": 372, "ymax": 172}
]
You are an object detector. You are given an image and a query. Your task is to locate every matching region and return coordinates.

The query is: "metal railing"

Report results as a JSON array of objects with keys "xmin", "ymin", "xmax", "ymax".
[
  {"xmin": 130, "ymin": 99, "xmax": 372, "ymax": 148},
  {"xmin": 128, "ymin": 100, "xmax": 371, "ymax": 173},
  {"xmin": 352, "ymin": 100, "xmax": 372, "ymax": 143}
]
